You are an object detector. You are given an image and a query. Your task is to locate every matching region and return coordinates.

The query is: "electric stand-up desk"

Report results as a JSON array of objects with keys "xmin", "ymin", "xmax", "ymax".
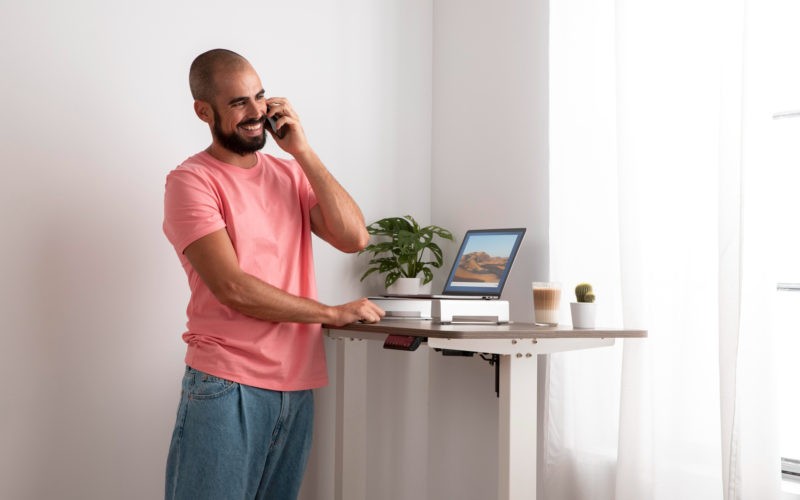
[{"xmin": 326, "ymin": 320, "xmax": 647, "ymax": 500}]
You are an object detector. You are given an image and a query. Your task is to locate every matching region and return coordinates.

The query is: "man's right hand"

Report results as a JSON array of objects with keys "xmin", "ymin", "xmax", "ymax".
[{"xmin": 328, "ymin": 298, "xmax": 385, "ymax": 327}]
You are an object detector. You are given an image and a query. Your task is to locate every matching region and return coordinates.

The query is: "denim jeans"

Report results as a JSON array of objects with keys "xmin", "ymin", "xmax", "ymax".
[{"xmin": 165, "ymin": 366, "xmax": 314, "ymax": 500}]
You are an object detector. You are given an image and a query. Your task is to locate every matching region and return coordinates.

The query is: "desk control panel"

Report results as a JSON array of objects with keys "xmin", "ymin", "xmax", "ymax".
[{"xmin": 383, "ymin": 335, "xmax": 424, "ymax": 351}]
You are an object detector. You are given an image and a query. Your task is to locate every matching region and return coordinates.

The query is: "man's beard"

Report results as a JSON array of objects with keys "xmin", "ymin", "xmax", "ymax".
[{"xmin": 212, "ymin": 108, "xmax": 267, "ymax": 156}]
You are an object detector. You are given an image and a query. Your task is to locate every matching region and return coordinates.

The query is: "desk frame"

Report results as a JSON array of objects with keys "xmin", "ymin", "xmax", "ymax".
[{"xmin": 327, "ymin": 321, "xmax": 646, "ymax": 500}]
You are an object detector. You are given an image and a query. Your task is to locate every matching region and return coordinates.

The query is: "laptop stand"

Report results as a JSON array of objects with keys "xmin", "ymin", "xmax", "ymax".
[{"xmin": 433, "ymin": 299, "xmax": 509, "ymax": 324}]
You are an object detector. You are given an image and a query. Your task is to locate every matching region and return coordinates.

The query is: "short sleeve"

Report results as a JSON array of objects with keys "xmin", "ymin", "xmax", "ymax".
[{"xmin": 163, "ymin": 169, "xmax": 226, "ymax": 254}]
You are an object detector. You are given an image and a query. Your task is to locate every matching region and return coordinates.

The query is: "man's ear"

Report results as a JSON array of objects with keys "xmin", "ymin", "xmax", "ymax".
[{"xmin": 194, "ymin": 100, "xmax": 213, "ymax": 124}]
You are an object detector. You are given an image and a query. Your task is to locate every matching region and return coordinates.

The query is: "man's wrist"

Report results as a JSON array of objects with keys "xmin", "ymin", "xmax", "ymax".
[
  {"xmin": 292, "ymin": 147, "xmax": 319, "ymax": 167},
  {"xmin": 321, "ymin": 304, "xmax": 339, "ymax": 325}
]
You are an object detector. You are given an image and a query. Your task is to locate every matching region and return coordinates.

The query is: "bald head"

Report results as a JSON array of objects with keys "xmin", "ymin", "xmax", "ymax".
[{"xmin": 189, "ymin": 49, "xmax": 251, "ymax": 102}]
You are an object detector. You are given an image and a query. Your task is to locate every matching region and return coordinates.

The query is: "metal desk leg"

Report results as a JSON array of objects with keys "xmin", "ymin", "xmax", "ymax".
[
  {"xmin": 498, "ymin": 352, "xmax": 538, "ymax": 500},
  {"xmin": 334, "ymin": 337, "xmax": 368, "ymax": 500}
]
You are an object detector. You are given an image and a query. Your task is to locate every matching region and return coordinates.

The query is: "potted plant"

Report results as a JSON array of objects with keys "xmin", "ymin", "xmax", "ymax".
[
  {"xmin": 570, "ymin": 282, "xmax": 596, "ymax": 328},
  {"xmin": 359, "ymin": 215, "xmax": 454, "ymax": 294}
]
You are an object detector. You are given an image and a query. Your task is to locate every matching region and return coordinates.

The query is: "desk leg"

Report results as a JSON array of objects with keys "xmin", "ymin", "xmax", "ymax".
[
  {"xmin": 334, "ymin": 338, "xmax": 367, "ymax": 500},
  {"xmin": 498, "ymin": 353, "xmax": 538, "ymax": 500}
]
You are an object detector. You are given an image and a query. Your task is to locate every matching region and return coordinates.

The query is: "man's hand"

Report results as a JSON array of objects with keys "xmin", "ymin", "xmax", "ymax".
[
  {"xmin": 265, "ymin": 97, "xmax": 310, "ymax": 157},
  {"xmin": 327, "ymin": 298, "xmax": 386, "ymax": 327}
]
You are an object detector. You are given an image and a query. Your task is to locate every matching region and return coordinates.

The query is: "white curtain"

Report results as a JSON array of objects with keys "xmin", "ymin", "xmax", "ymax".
[{"xmin": 546, "ymin": 1, "xmax": 783, "ymax": 499}]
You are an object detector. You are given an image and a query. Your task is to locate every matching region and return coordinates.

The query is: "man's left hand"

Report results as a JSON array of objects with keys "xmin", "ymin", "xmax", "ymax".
[{"xmin": 265, "ymin": 97, "xmax": 311, "ymax": 157}]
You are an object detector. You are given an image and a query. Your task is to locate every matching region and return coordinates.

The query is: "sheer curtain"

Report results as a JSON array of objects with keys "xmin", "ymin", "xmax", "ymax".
[{"xmin": 546, "ymin": 1, "xmax": 781, "ymax": 499}]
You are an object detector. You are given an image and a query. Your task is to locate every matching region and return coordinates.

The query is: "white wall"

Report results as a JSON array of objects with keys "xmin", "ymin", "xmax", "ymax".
[
  {"xmin": 431, "ymin": 0, "xmax": 550, "ymax": 301},
  {"xmin": 0, "ymin": 1, "xmax": 431, "ymax": 499},
  {"xmin": 428, "ymin": 0, "xmax": 550, "ymax": 499}
]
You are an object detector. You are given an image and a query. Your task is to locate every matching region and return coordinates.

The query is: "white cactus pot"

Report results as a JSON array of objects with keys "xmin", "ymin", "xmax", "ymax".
[{"xmin": 570, "ymin": 302, "xmax": 596, "ymax": 329}]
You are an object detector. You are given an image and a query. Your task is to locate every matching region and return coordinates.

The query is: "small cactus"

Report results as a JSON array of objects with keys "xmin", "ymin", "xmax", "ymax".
[{"xmin": 575, "ymin": 283, "xmax": 596, "ymax": 303}]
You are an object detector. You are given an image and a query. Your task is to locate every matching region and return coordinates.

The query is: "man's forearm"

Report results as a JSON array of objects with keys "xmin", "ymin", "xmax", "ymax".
[
  {"xmin": 213, "ymin": 270, "xmax": 383, "ymax": 326},
  {"xmin": 294, "ymin": 149, "xmax": 369, "ymax": 252},
  {"xmin": 215, "ymin": 270, "xmax": 336, "ymax": 324},
  {"xmin": 182, "ymin": 229, "xmax": 384, "ymax": 326}
]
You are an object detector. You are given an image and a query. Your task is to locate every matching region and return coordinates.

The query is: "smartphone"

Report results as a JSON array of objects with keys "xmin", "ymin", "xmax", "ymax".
[{"xmin": 265, "ymin": 105, "xmax": 285, "ymax": 139}]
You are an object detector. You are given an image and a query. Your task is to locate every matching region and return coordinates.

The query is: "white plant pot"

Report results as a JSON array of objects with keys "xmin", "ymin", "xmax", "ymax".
[
  {"xmin": 386, "ymin": 277, "xmax": 422, "ymax": 295},
  {"xmin": 570, "ymin": 302, "xmax": 596, "ymax": 329}
]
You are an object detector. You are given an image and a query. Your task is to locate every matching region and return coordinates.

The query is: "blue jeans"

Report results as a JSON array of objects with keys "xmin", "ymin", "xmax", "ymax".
[{"xmin": 165, "ymin": 366, "xmax": 314, "ymax": 500}]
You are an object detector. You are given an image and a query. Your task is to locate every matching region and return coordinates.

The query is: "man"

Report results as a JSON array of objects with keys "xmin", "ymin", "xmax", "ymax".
[{"xmin": 163, "ymin": 48, "xmax": 384, "ymax": 500}]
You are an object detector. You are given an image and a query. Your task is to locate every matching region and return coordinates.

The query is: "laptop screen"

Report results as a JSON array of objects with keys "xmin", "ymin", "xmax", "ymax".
[{"xmin": 442, "ymin": 228, "xmax": 526, "ymax": 297}]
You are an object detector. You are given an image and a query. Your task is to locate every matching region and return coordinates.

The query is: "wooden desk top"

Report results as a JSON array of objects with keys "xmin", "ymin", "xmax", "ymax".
[{"xmin": 325, "ymin": 320, "xmax": 647, "ymax": 340}]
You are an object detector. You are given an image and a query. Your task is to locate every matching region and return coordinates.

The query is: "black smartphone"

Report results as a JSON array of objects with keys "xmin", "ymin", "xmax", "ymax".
[{"xmin": 265, "ymin": 105, "xmax": 284, "ymax": 139}]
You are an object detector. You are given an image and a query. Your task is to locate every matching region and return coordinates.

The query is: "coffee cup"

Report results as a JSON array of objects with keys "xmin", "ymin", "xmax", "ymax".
[{"xmin": 532, "ymin": 282, "xmax": 561, "ymax": 326}]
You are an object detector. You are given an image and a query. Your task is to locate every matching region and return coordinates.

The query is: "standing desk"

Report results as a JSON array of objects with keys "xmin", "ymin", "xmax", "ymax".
[{"xmin": 326, "ymin": 320, "xmax": 647, "ymax": 500}]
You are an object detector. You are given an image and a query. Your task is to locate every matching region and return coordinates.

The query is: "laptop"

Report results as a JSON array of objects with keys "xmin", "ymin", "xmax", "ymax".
[{"xmin": 383, "ymin": 227, "xmax": 526, "ymax": 300}]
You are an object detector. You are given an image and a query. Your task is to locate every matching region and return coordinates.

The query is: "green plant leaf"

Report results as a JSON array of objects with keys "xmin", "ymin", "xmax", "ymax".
[
  {"xmin": 427, "ymin": 243, "xmax": 444, "ymax": 266},
  {"xmin": 421, "ymin": 267, "xmax": 433, "ymax": 284},
  {"xmin": 360, "ymin": 241, "xmax": 395, "ymax": 255},
  {"xmin": 359, "ymin": 267, "xmax": 380, "ymax": 281},
  {"xmin": 385, "ymin": 271, "xmax": 401, "ymax": 288}
]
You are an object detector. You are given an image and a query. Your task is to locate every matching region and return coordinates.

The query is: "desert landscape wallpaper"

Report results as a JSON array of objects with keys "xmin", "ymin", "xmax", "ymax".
[{"xmin": 454, "ymin": 251, "xmax": 508, "ymax": 283}]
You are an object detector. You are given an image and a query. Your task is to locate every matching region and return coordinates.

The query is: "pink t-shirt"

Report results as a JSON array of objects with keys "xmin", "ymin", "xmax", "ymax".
[{"xmin": 163, "ymin": 151, "xmax": 327, "ymax": 391}]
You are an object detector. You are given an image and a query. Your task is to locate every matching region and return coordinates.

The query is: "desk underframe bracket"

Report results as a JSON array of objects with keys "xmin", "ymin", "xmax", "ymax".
[{"xmin": 479, "ymin": 353, "xmax": 501, "ymax": 397}]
